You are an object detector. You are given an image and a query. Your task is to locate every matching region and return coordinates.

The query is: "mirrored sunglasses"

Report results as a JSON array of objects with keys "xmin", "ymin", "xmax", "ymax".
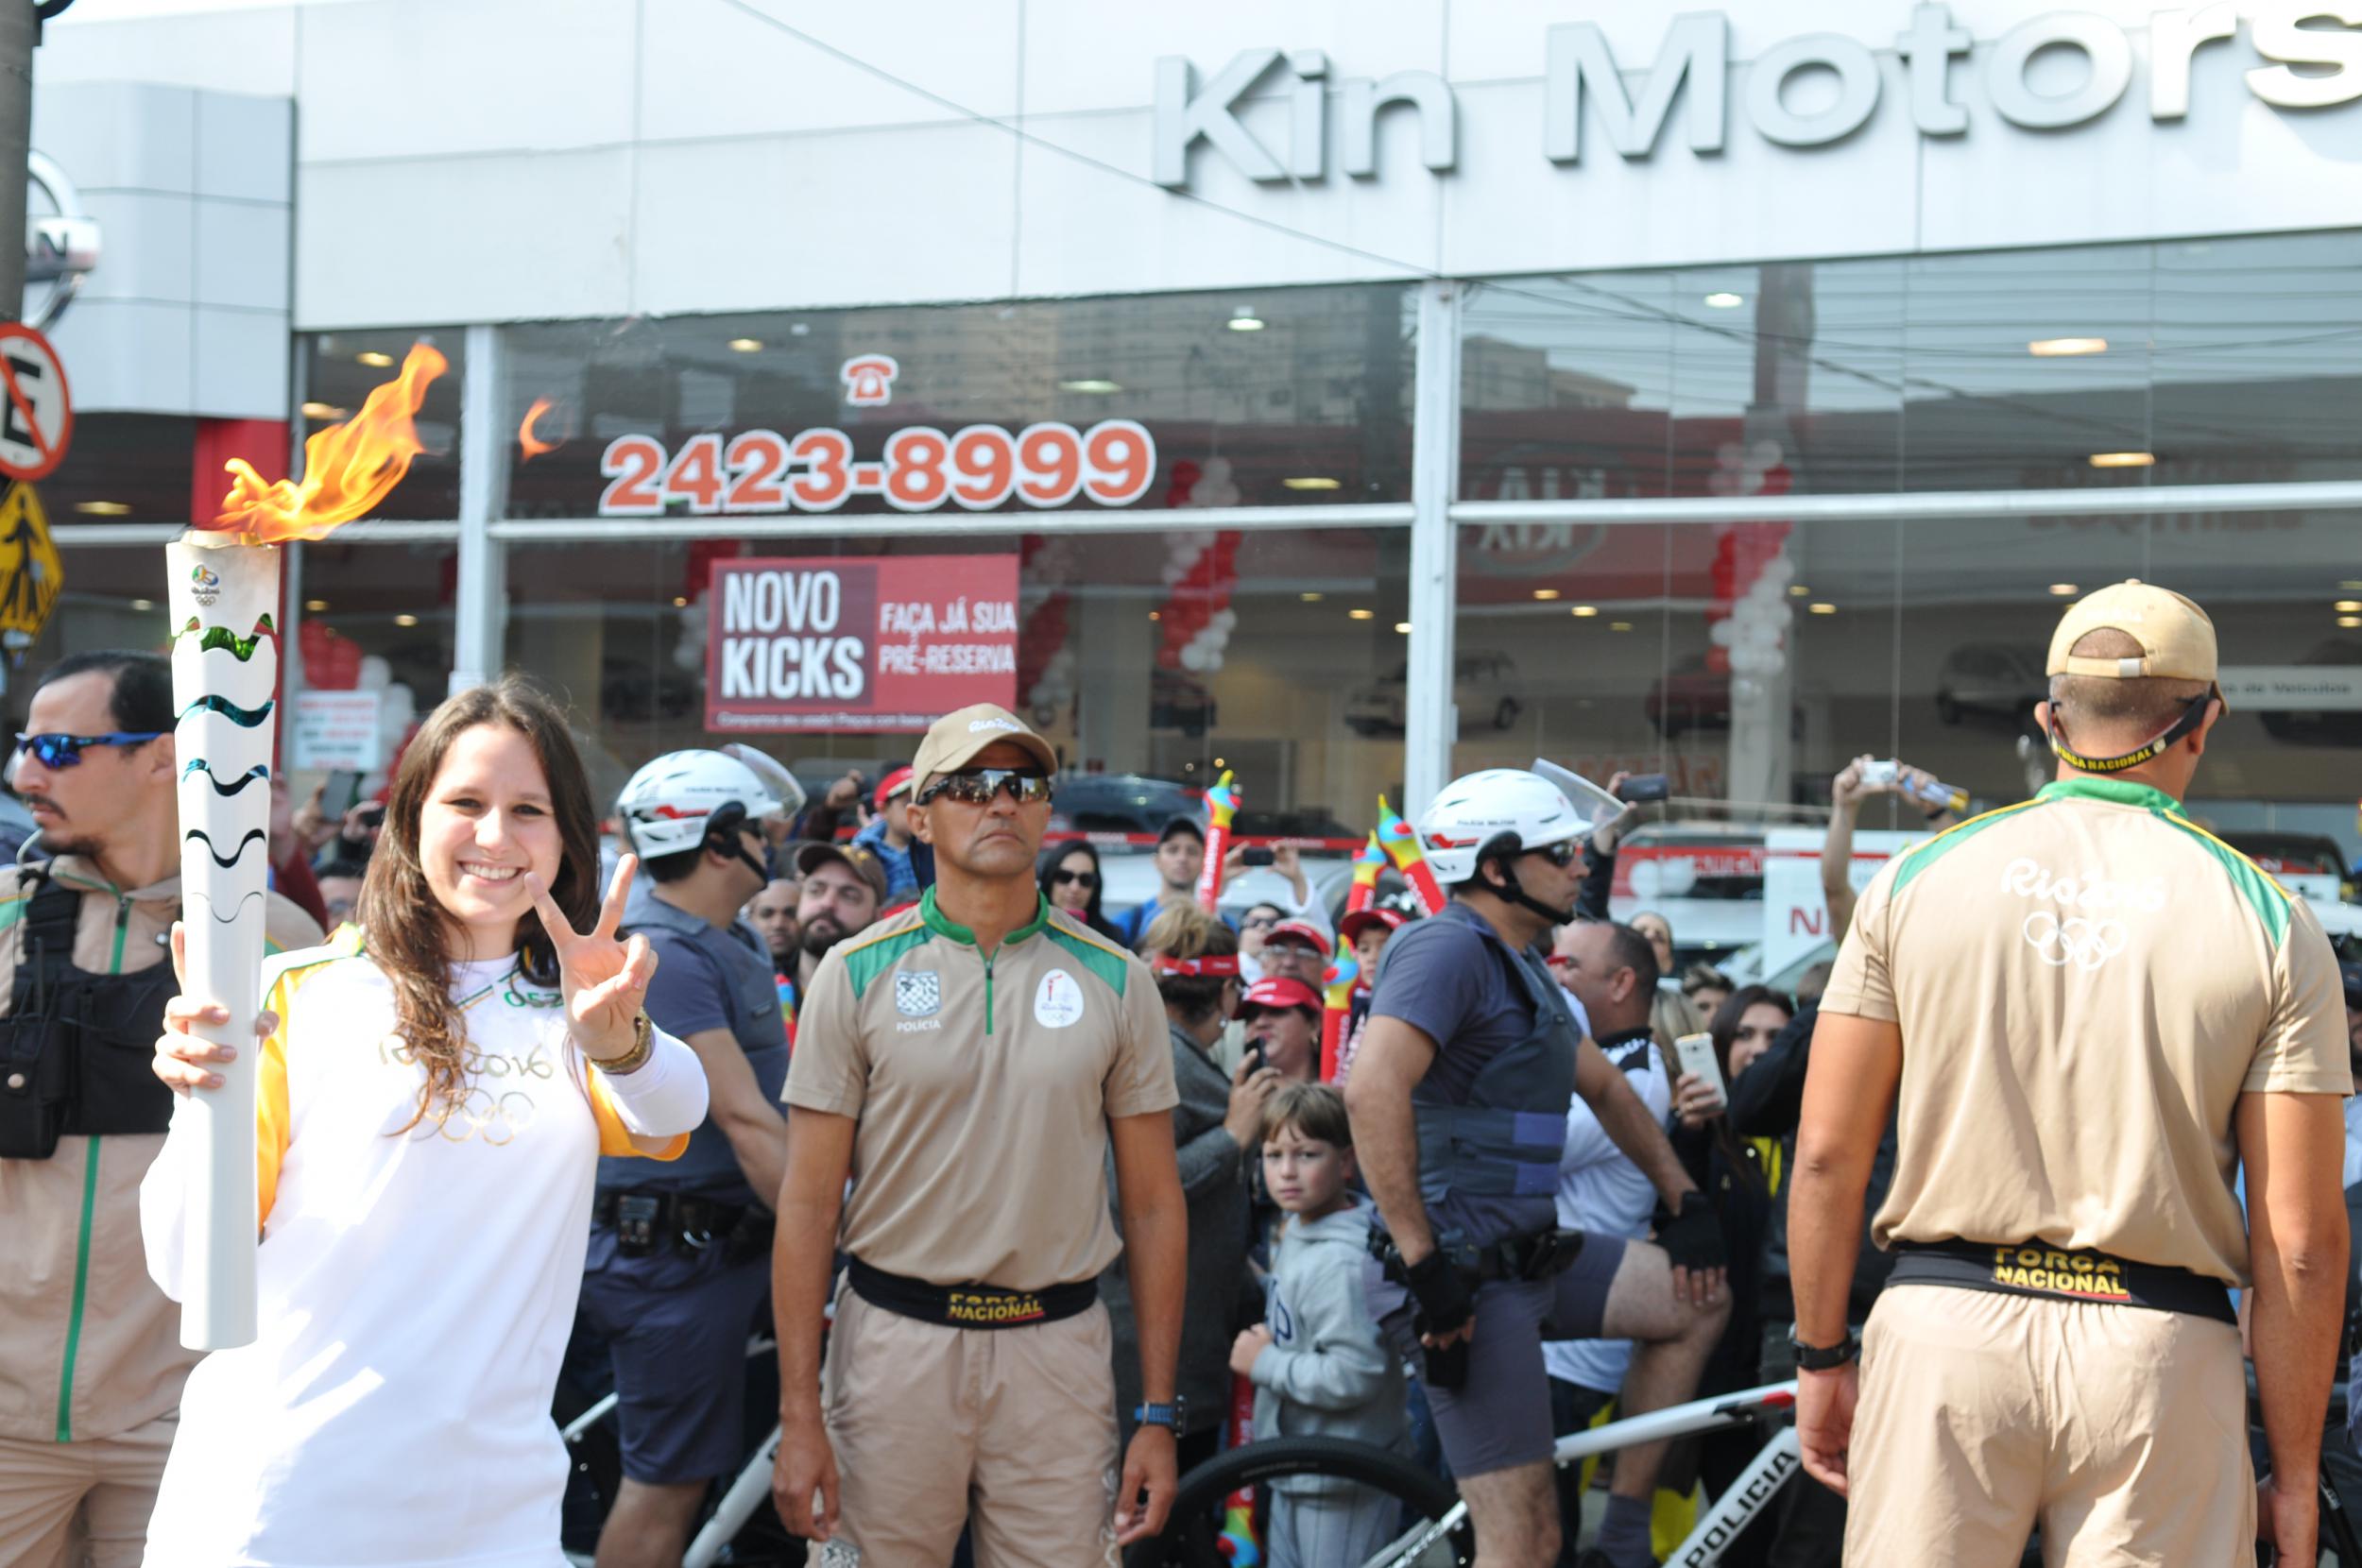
[
  {"xmin": 918, "ymin": 768, "xmax": 1053, "ymax": 808},
  {"xmin": 13, "ymin": 730, "xmax": 167, "ymax": 769}
]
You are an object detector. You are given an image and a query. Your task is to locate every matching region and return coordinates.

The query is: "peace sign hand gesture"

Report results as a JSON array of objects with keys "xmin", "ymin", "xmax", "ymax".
[{"xmin": 526, "ymin": 854, "xmax": 659, "ymax": 1064}]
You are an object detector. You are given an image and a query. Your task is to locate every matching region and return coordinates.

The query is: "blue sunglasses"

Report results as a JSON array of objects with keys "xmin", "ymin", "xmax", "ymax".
[{"xmin": 13, "ymin": 730, "xmax": 168, "ymax": 768}]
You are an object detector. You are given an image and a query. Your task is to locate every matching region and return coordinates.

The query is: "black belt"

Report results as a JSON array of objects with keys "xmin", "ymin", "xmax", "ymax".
[
  {"xmin": 1370, "ymin": 1226, "xmax": 1586, "ymax": 1286},
  {"xmin": 847, "ymin": 1256, "xmax": 1096, "ymax": 1330},
  {"xmin": 1890, "ymin": 1239, "xmax": 2234, "ymax": 1325},
  {"xmin": 592, "ymin": 1188, "xmax": 751, "ymax": 1239}
]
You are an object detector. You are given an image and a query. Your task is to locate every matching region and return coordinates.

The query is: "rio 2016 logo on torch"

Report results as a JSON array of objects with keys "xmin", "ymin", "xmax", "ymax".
[{"xmin": 598, "ymin": 419, "xmax": 1156, "ymax": 518}]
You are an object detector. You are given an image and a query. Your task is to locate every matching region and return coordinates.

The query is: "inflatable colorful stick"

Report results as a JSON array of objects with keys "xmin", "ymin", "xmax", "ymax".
[
  {"xmin": 1376, "ymin": 795, "xmax": 1446, "ymax": 915},
  {"xmin": 1219, "ymin": 1369, "xmax": 1261, "ymax": 1563},
  {"xmin": 1320, "ymin": 934, "xmax": 1360, "ymax": 1083},
  {"xmin": 1196, "ymin": 770, "xmax": 1241, "ymax": 913},
  {"xmin": 1345, "ymin": 832, "xmax": 1384, "ymax": 915}
]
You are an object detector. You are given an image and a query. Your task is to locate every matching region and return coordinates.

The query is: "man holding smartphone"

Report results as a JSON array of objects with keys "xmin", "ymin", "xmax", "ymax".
[{"xmin": 1791, "ymin": 583, "xmax": 2352, "ymax": 1564}]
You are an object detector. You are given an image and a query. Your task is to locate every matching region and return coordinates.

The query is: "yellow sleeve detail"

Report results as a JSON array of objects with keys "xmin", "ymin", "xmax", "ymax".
[
  {"xmin": 255, "ymin": 972, "xmax": 295, "ymax": 1230},
  {"xmin": 588, "ymin": 1069, "xmax": 690, "ymax": 1160}
]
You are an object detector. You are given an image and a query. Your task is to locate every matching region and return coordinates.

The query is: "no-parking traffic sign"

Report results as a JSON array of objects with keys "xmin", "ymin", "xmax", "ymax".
[{"xmin": 0, "ymin": 324, "xmax": 73, "ymax": 483}]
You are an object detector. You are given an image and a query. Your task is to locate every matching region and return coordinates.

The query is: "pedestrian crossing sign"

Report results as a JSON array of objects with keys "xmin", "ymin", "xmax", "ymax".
[{"xmin": 0, "ymin": 481, "xmax": 62, "ymax": 664}]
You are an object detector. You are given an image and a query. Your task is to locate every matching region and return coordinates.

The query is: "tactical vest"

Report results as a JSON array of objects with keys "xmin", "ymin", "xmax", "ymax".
[
  {"xmin": 0, "ymin": 874, "xmax": 178, "ymax": 1159},
  {"xmin": 1409, "ymin": 908, "xmax": 1579, "ymax": 1245}
]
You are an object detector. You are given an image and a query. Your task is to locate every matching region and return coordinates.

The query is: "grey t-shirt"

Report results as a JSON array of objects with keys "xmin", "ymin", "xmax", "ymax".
[
  {"xmin": 1368, "ymin": 900, "xmax": 1566, "ymax": 1240},
  {"xmin": 597, "ymin": 883, "xmax": 789, "ymax": 1202}
]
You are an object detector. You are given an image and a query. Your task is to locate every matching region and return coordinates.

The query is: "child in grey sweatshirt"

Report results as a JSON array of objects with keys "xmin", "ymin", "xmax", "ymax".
[{"xmin": 1230, "ymin": 1083, "xmax": 1410, "ymax": 1568}]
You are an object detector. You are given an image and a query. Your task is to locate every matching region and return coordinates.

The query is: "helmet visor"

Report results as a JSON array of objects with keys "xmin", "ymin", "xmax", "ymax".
[
  {"xmin": 720, "ymin": 743, "xmax": 808, "ymax": 822},
  {"xmin": 1528, "ymin": 758, "xmax": 1622, "ymax": 849}
]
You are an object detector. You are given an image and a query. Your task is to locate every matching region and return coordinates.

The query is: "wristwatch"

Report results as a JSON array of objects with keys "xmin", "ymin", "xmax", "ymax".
[
  {"xmin": 1787, "ymin": 1324, "xmax": 1861, "ymax": 1372},
  {"xmin": 1134, "ymin": 1397, "xmax": 1189, "ymax": 1434}
]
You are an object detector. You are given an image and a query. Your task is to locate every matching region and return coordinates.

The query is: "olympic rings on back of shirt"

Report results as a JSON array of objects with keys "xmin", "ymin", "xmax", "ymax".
[{"xmin": 2022, "ymin": 910, "xmax": 2130, "ymax": 972}]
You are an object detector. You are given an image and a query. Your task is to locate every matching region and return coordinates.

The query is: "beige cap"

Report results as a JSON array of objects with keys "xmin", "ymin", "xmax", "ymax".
[
  {"xmin": 911, "ymin": 703, "xmax": 1058, "ymax": 795},
  {"xmin": 2045, "ymin": 580, "xmax": 2225, "ymax": 708}
]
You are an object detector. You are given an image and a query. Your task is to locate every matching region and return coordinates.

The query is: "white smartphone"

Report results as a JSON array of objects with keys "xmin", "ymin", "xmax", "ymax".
[{"xmin": 1673, "ymin": 1032, "xmax": 1727, "ymax": 1109}]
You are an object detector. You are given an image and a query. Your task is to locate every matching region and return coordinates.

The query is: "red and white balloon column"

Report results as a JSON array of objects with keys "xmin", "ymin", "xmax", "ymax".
[
  {"xmin": 1707, "ymin": 441, "xmax": 1796, "ymax": 809},
  {"xmin": 1155, "ymin": 458, "xmax": 1242, "ymax": 677}
]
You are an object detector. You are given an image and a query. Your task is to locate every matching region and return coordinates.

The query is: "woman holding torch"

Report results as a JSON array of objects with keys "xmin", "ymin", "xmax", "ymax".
[{"xmin": 137, "ymin": 676, "xmax": 709, "ymax": 1567}]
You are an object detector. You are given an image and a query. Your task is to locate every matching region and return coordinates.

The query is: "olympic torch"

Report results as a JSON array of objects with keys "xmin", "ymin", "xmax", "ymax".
[{"xmin": 169, "ymin": 343, "xmax": 447, "ymax": 1350}]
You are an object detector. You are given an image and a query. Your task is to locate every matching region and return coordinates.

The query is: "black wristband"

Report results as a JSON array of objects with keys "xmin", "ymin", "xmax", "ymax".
[
  {"xmin": 1403, "ymin": 1249, "xmax": 1475, "ymax": 1338},
  {"xmin": 1653, "ymin": 1191, "xmax": 1727, "ymax": 1274},
  {"xmin": 1788, "ymin": 1324, "xmax": 1861, "ymax": 1371}
]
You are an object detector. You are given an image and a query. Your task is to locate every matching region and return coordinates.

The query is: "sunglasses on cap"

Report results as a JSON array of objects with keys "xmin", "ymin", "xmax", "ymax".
[
  {"xmin": 917, "ymin": 768, "xmax": 1053, "ymax": 808},
  {"xmin": 1051, "ymin": 868, "xmax": 1098, "ymax": 889},
  {"xmin": 13, "ymin": 730, "xmax": 168, "ymax": 769}
]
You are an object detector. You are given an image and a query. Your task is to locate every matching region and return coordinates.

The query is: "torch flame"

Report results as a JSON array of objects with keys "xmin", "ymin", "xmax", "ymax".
[
  {"xmin": 519, "ymin": 398, "xmax": 558, "ymax": 461},
  {"xmin": 210, "ymin": 343, "xmax": 448, "ymax": 545}
]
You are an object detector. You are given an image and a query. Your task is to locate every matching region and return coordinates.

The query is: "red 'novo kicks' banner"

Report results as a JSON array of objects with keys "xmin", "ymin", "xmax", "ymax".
[{"xmin": 706, "ymin": 554, "xmax": 1019, "ymax": 733}]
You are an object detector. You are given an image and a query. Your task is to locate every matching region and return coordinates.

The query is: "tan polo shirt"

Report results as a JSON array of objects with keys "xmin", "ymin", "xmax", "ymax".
[
  {"xmin": 0, "ymin": 857, "xmax": 322, "ymax": 1444},
  {"xmin": 783, "ymin": 889, "xmax": 1175, "ymax": 1290},
  {"xmin": 1824, "ymin": 776, "xmax": 2350, "ymax": 1287}
]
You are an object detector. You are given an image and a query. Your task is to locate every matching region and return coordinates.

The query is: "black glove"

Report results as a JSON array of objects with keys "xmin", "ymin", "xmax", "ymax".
[
  {"xmin": 1403, "ymin": 1248, "xmax": 1476, "ymax": 1339},
  {"xmin": 1653, "ymin": 1191, "xmax": 1727, "ymax": 1274}
]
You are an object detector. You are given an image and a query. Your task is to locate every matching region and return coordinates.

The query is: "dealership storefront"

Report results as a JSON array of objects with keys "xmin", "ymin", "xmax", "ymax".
[{"xmin": 23, "ymin": 1, "xmax": 2362, "ymax": 876}]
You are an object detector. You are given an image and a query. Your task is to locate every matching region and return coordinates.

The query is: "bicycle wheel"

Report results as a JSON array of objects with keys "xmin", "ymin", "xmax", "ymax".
[{"xmin": 1132, "ymin": 1436, "xmax": 1473, "ymax": 1568}]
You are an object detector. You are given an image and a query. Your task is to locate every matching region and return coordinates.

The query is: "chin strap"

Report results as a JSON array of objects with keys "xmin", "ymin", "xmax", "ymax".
[
  {"xmin": 2046, "ymin": 691, "xmax": 2213, "ymax": 775},
  {"xmin": 1490, "ymin": 860, "xmax": 1577, "ymax": 928}
]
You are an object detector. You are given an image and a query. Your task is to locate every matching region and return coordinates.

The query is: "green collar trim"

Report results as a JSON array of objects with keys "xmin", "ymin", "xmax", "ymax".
[
  {"xmin": 2037, "ymin": 777, "xmax": 2182, "ymax": 813},
  {"xmin": 918, "ymin": 887, "xmax": 1051, "ymax": 948}
]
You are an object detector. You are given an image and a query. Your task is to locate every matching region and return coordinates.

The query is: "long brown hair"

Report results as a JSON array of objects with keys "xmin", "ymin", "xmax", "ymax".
[
  {"xmin": 1704, "ymin": 984, "xmax": 1794, "ymax": 1193},
  {"xmin": 354, "ymin": 675, "xmax": 602, "ymax": 1130}
]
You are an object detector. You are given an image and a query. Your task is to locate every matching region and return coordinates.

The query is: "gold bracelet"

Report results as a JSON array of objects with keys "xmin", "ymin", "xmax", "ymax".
[{"xmin": 591, "ymin": 1011, "xmax": 655, "ymax": 1076}]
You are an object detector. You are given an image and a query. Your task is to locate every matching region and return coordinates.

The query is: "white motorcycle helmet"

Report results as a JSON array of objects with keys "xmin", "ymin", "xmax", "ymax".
[
  {"xmin": 1416, "ymin": 768, "xmax": 1589, "ymax": 887},
  {"xmin": 616, "ymin": 745, "xmax": 807, "ymax": 863}
]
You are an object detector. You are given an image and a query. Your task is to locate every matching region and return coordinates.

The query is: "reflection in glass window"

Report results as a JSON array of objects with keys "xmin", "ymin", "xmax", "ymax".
[
  {"xmin": 500, "ymin": 286, "xmax": 1415, "ymax": 520},
  {"xmin": 1461, "ymin": 230, "xmax": 2362, "ymax": 502},
  {"xmin": 501, "ymin": 530, "xmax": 1408, "ymax": 839},
  {"xmin": 300, "ymin": 330, "xmax": 467, "ymax": 520}
]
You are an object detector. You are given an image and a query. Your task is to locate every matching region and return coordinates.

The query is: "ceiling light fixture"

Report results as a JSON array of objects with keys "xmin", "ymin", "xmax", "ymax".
[
  {"xmin": 672, "ymin": 596, "xmax": 689, "ymax": 608},
  {"xmin": 300, "ymin": 401, "xmax": 348, "ymax": 421},
  {"xmin": 1789, "ymin": 584, "xmax": 1810, "ymax": 597},
  {"xmin": 303, "ymin": 599, "xmax": 329, "ymax": 612},
  {"xmin": 1571, "ymin": 605, "xmax": 1599, "ymax": 618},
  {"xmin": 355, "ymin": 350, "xmax": 394, "ymax": 368},
  {"xmin": 1703, "ymin": 292, "xmax": 1744, "ymax": 309},
  {"xmin": 2088, "ymin": 451, "xmax": 2156, "ymax": 468},
  {"xmin": 727, "ymin": 337, "xmax": 762, "ymax": 353},
  {"xmin": 1809, "ymin": 602, "xmax": 1838, "ymax": 616},
  {"xmin": 1299, "ymin": 591, "xmax": 1325, "ymax": 603},
  {"xmin": 1394, "ymin": 622, "xmax": 1412, "ymax": 634},
  {"xmin": 392, "ymin": 613, "xmax": 419, "ymax": 628},
  {"xmin": 2049, "ymin": 583, "xmax": 2080, "ymax": 597},
  {"xmin": 1608, "ymin": 621, "xmax": 1635, "ymax": 632},
  {"xmin": 1282, "ymin": 476, "xmax": 1342, "ymax": 490},
  {"xmin": 73, "ymin": 500, "xmax": 129, "ymax": 516},
  {"xmin": 128, "ymin": 598, "xmax": 154, "ymax": 611},
  {"xmin": 1348, "ymin": 608, "xmax": 1375, "ymax": 621},
  {"xmin": 2028, "ymin": 337, "xmax": 2109, "ymax": 357},
  {"xmin": 1532, "ymin": 588, "xmax": 1562, "ymax": 601},
  {"xmin": 2341, "ymin": 616, "xmax": 2362, "ymax": 629},
  {"xmin": 1058, "ymin": 378, "xmax": 1121, "ymax": 394},
  {"xmin": 2336, "ymin": 600, "xmax": 2362, "ymax": 613},
  {"xmin": 1228, "ymin": 307, "xmax": 1265, "ymax": 332}
]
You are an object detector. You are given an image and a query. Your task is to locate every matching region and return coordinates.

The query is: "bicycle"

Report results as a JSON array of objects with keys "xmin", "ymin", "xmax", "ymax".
[
  {"xmin": 1136, "ymin": 1380, "xmax": 1801, "ymax": 1568},
  {"xmin": 556, "ymin": 1335, "xmax": 797, "ymax": 1568}
]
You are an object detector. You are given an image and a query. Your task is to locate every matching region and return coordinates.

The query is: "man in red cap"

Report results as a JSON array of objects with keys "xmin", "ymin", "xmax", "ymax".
[
  {"xmin": 1239, "ymin": 976, "xmax": 1323, "ymax": 1083},
  {"xmin": 849, "ymin": 765, "xmax": 929, "ymax": 903},
  {"xmin": 1258, "ymin": 920, "xmax": 1328, "ymax": 990}
]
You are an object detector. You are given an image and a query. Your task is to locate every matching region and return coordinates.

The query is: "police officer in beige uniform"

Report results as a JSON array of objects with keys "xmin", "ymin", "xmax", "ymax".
[
  {"xmin": 770, "ymin": 704, "xmax": 1188, "ymax": 1565},
  {"xmin": 1789, "ymin": 584, "xmax": 2353, "ymax": 1565}
]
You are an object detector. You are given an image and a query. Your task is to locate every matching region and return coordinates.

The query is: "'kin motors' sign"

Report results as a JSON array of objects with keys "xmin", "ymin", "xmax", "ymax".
[{"xmin": 1154, "ymin": 5, "xmax": 2361, "ymax": 189}]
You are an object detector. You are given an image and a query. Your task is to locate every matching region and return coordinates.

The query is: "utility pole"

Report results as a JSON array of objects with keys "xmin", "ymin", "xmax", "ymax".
[{"xmin": 0, "ymin": 1, "xmax": 35, "ymax": 324}]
